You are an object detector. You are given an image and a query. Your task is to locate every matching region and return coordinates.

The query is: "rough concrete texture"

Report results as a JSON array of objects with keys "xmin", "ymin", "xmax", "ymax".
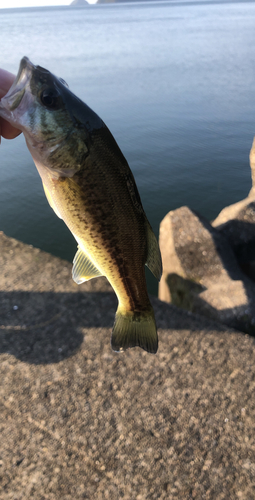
[
  {"xmin": 158, "ymin": 207, "xmax": 255, "ymax": 334},
  {"xmin": 212, "ymin": 197, "xmax": 255, "ymax": 228},
  {"xmin": 213, "ymin": 202, "xmax": 255, "ymax": 281},
  {"xmin": 212, "ymin": 138, "xmax": 255, "ymax": 227},
  {"xmin": 1, "ymin": 231, "xmax": 255, "ymax": 499},
  {"xmin": 213, "ymin": 202, "xmax": 255, "ymax": 249},
  {"xmin": 211, "ymin": 138, "xmax": 255, "ymax": 281}
]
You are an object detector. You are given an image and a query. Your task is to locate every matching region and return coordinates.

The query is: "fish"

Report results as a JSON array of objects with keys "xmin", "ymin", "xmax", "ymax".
[{"xmin": 0, "ymin": 57, "xmax": 162, "ymax": 353}]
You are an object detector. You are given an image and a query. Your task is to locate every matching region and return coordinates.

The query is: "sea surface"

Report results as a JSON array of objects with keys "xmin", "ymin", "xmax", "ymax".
[{"xmin": 0, "ymin": 0, "xmax": 255, "ymax": 294}]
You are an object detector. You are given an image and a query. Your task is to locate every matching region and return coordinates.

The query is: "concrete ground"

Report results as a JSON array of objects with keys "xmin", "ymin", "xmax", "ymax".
[{"xmin": 0, "ymin": 231, "xmax": 255, "ymax": 499}]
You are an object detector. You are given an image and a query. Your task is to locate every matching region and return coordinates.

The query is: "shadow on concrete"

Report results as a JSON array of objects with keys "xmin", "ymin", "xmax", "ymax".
[
  {"xmin": 167, "ymin": 273, "xmax": 255, "ymax": 336},
  {"xmin": 0, "ymin": 287, "xmax": 231, "ymax": 365},
  {"xmin": 206, "ymin": 215, "xmax": 255, "ymax": 335},
  {"xmin": 192, "ymin": 211, "xmax": 245, "ymax": 281},
  {"xmin": 166, "ymin": 210, "xmax": 255, "ymax": 337},
  {"xmin": 216, "ymin": 218, "xmax": 255, "ymax": 281},
  {"xmin": 0, "ymin": 290, "xmax": 117, "ymax": 364}
]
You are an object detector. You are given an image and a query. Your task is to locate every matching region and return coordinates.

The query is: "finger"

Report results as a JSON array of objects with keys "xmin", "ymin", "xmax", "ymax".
[
  {"xmin": 0, "ymin": 119, "xmax": 22, "ymax": 139},
  {"xmin": 0, "ymin": 69, "xmax": 21, "ymax": 139}
]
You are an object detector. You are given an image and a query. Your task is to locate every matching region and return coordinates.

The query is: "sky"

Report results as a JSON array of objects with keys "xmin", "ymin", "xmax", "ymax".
[{"xmin": 0, "ymin": 0, "xmax": 97, "ymax": 7}]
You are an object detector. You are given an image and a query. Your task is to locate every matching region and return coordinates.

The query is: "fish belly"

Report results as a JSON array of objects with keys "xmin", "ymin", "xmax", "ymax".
[{"xmin": 41, "ymin": 169, "xmax": 158, "ymax": 354}]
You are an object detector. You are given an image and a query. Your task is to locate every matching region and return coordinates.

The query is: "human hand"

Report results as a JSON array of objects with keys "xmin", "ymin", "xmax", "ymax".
[{"xmin": 0, "ymin": 68, "xmax": 21, "ymax": 139}]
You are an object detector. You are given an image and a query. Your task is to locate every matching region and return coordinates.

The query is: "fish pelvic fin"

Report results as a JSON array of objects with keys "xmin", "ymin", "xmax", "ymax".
[
  {"xmin": 145, "ymin": 220, "xmax": 162, "ymax": 282},
  {"xmin": 72, "ymin": 246, "xmax": 103, "ymax": 284},
  {"xmin": 111, "ymin": 307, "xmax": 158, "ymax": 354}
]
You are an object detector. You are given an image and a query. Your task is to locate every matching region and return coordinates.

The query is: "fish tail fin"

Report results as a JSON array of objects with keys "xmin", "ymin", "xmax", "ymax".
[{"xmin": 111, "ymin": 307, "xmax": 158, "ymax": 354}]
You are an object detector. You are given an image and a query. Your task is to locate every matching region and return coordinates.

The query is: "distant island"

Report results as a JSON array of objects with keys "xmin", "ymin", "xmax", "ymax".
[
  {"xmin": 97, "ymin": 0, "xmax": 159, "ymax": 2},
  {"xmin": 70, "ymin": 0, "xmax": 159, "ymax": 4},
  {"xmin": 70, "ymin": 0, "xmax": 88, "ymax": 5}
]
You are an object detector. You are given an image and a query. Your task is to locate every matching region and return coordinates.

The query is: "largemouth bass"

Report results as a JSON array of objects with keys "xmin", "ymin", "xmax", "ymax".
[{"xmin": 0, "ymin": 57, "xmax": 162, "ymax": 353}]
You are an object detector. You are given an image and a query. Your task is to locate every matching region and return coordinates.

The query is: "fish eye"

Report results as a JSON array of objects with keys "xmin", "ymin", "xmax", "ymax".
[{"xmin": 40, "ymin": 87, "xmax": 60, "ymax": 109}]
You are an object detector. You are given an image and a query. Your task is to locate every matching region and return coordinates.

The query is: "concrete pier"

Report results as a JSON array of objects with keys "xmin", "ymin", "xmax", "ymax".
[{"xmin": 1, "ymin": 231, "xmax": 255, "ymax": 499}]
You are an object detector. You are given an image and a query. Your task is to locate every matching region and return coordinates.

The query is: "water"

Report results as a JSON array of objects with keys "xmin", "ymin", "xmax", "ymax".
[{"xmin": 0, "ymin": 0, "xmax": 255, "ymax": 295}]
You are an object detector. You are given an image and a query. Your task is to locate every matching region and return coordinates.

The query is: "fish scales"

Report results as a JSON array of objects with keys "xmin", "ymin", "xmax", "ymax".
[
  {"xmin": 0, "ymin": 57, "xmax": 162, "ymax": 353},
  {"xmin": 47, "ymin": 147, "xmax": 150, "ymax": 313}
]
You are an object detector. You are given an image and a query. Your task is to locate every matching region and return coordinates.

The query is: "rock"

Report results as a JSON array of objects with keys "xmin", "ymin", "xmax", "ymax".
[
  {"xmin": 213, "ymin": 201, "xmax": 255, "ymax": 280},
  {"xmin": 212, "ymin": 137, "xmax": 255, "ymax": 227},
  {"xmin": 159, "ymin": 206, "xmax": 255, "ymax": 333},
  {"xmin": 159, "ymin": 137, "xmax": 255, "ymax": 331},
  {"xmin": 212, "ymin": 137, "xmax": 255, "ymax": 280}
]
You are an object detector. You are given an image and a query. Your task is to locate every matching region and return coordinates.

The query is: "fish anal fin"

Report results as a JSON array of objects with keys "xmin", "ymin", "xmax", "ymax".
[
  {"xmin": 111, "ymin": 308, "xmax": 158, "ymax": 354},
  {"xmin": 43, "ymin": 182, "xmax": 62, "ymax": 219},
  {"xmin": 72, "ymin": 246, "xmax": 102, "ymax": 284},
  {"xmin": 145, "ymin": 221, "xmax": 162, "ymax": 282}
]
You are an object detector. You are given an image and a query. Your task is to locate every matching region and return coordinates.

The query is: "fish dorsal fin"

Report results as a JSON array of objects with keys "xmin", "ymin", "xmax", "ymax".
[
  {"xmin": 72, "ymin": 246, "xmax": 103, "ymax": 284},
  {"xmin": 42, "ymin": 182, "xmax": 62, "ymax": 219},
  {"xmin": 145, "ymin": 221, "xmax": 162, "ymax": 282}
]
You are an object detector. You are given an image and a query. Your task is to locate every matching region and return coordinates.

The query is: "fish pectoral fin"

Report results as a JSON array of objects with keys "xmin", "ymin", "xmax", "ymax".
[
  {"xmin": 42, "ymin": 182, "xmax": 62, "ymax": 219},
  {"xmin": 145, "ymin": 220, "xmax": 163, "ymax": 281},
  {"xmin": 72, "ymin": 247, "xmax": 103, "ymax": 284}
]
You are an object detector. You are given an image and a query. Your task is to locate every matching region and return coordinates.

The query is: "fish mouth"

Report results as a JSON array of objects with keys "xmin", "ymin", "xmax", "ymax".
[
  {"xmin": 0, "ymin": 57, "xmax": 54, "ymax": 118},
  {"xmin": 0, "ymin": 57, "xmax": 35, "ymax": 114}
]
